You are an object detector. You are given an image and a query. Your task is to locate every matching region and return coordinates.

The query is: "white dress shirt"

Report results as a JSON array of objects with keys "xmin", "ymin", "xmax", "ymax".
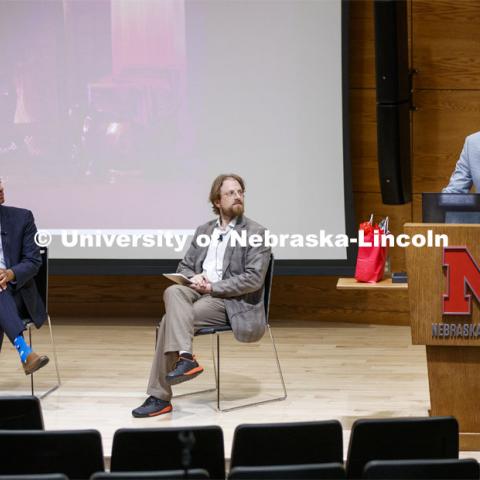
[{"xmin": 201, "ymin": 218, "xmax": 236, "ymax": 283}]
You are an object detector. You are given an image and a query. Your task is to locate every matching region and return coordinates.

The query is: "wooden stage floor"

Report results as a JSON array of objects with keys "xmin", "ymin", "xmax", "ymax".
[{"xmin": 1, "ymin": 318, "xmax": 476, "ymax": 461}]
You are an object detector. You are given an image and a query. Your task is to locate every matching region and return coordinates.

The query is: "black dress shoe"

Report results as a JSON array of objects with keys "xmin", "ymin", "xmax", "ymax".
[
  {"xmin": 132, "ymin": 396, "xmax": 172, "ymax": 418},
  {"xmin": 166, "ymin": 355, "xmax": 204, "ymax": 385}
]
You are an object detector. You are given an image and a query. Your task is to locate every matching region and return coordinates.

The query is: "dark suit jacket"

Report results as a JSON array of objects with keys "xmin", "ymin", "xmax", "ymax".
[
  {"xmin": 176, "ymin": 215, "xmax": 271, "ymax": 343},
  {"xmin": 0, "ymin": 205, "xmax": 47, "ymax": 328}
]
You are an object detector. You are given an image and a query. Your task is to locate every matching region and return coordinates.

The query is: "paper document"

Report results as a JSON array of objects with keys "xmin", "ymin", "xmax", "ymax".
[{"xmin": 163, "ymin": 273, "xmax": 193, "ymax": 286}]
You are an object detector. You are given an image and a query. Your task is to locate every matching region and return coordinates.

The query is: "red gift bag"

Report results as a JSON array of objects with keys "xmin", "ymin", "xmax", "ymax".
[{"xmin": 354, "ymin": 215, "xmax": 389, "ymax": 283}]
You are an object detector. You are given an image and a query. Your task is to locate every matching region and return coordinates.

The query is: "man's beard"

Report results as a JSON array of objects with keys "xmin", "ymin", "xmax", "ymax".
[{"xmin": 222, "ymin": 202, "xmax": 244, "ymax": 218}]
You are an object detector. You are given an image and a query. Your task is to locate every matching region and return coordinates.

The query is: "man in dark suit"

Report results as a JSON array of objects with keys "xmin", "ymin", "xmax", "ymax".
[{"xmin": 0, "ymin": 179, "xmax": 49, "ymax": 374}]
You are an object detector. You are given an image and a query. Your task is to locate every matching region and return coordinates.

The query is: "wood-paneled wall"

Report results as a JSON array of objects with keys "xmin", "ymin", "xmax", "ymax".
[{"xmin": 49, "ymin": 0, "xmax": 480, "ymax": 326}]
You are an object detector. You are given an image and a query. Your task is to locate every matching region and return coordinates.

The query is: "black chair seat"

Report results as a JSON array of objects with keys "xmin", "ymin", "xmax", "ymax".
[
  {"xmin": 229, "ymin": 463, "xmax": 346, "ymax": 479},
  {"xmin": 195, "ymin": 325, "xmax": 232, "ymax": 336},
  {"xmin": 0, "ymin": 474, "xmax": 68, "ymax": 480},
  {"xmin": 92, "ymin": 469, "xmax": 210, "ymax": 480},
  {"xmin": 363, "ymin": 458, "xmax": 479, "ymax": 479}
]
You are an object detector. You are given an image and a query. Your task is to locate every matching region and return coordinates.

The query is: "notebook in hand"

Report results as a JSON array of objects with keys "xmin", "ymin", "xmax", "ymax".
[{"xmin": 163, "ymin": 273, "xmax": 193, "ymax": 286}]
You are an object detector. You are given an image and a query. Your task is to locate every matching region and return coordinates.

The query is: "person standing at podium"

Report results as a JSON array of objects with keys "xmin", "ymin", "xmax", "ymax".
[{"xmin": 443, "ymin": 132, "xmax": 480, "ymax": 193}]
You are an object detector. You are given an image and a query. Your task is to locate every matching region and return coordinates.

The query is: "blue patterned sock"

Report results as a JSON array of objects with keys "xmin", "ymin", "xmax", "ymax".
[{"xmin": 13, "ymin": 335, "xmax": 32, "ymax": 363}]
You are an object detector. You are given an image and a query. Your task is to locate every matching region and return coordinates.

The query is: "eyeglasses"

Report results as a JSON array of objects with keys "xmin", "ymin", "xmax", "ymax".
[{"xmin": 222, "ymin": 189, "xmax": 245, "ymax": 198}]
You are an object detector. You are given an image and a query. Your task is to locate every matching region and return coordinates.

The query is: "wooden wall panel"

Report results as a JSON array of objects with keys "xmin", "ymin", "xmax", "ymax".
[
  {"xmin": 349, "ymin": 0, "xmax": 375, "ymax": 89},
  {"xmin": 413, "ymin": 0, "xmax": 480, "ymax": 89},
  {"xmin": 350, "ymin": 89, "xmax": 379, "ymax": 192},
  {"xmin": 270, "ymin": 276, "xmax": 409, "ymax": 325},
  {"xmin": 49, "ymin": 274, "xmax": 410, "ymax": 325},
  {"xmin": 413, "ymin": 90, "xmax": 480, "ymax": 193},
  {"xmin": 49, "ymin": 275, "xmax": 168, "ymax": 318},
  {"xmin": 412, "ymin": 194, "xmax": 423, "ymax": 223}
]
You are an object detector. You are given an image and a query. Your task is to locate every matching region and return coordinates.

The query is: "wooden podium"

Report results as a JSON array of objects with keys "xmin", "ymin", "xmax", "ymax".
[{"xmin": 405, "ymin": 223, "xmax": 480, "ymax": 450}]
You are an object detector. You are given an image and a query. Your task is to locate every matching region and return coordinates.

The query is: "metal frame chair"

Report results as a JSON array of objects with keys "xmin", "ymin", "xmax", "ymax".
[
  {"xmin": 23, "ymin": 247, "xmax": 61, "ymax": 399},
  {"xmin": 175, "ymin": 254, "xmax": 287, "ymax": 411}
]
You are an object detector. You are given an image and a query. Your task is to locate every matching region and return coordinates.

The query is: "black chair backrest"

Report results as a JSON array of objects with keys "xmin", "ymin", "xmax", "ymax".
[
  {"xmin": 363, "ymin": 458, "xmax": 479, "ymax": 479},
  {"xmin": 91, "ymin": 469, "xmax": 210, "ymax": 480},
  {"xmin": 263, "ymin": 254, "xmax": 274, "ymax": 321},
  {"xmin": 0, "ymin": 396, "xmax": 43, "ymax": 430},
  {"xmin": 110, "ymin": 426, "xmax": 225, "ymax": 480},
  {"xmin": 33, "ymin": 247, "xmax": 48, "ymax": 311},
  {"xmin": 0, "ymin": 475, "xmax": 68, "ymax": 480},
  {"xmin": 228, "ymin": 463, "xmax": 346, "ymax": 479},
  {"xmin": 230, "ymin": 420, "xmax": 343, "ymax": 469},
  {"xmin": 0, "ymin": 429, "xmax": 104, "ymax": 479},
  {"xmin": 346, "ymin": 416, "xmax": 459, "ymax": 479}
]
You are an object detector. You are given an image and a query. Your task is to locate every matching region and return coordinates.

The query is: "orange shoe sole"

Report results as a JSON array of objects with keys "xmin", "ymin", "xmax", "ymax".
[
  {"xmin": 148, "ymin": 404, "xmax": 173, "ymax": 417},
  {"xmin": 166, "ymin": 366, "xmax": 204, "ymax": 385}
]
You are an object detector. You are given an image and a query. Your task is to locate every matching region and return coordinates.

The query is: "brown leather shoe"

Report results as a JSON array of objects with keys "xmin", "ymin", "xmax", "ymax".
[{"xmin": 23, "ymin": 352, "xmax": 50, "ymax": 375}]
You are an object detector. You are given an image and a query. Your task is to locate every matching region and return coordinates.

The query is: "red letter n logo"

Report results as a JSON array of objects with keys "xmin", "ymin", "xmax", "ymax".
[{"xmin": 443, "ymin": 247, "xmax": 480, "ymax": 315}]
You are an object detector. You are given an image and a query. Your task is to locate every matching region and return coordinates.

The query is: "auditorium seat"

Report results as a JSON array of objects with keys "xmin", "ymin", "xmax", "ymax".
[
  {"xmin": 228, "ymin": 463, "xmax": 346, "ymax": 479},
  {"xmin": 230, "ymin": 420, "xmax": 343, "ymax": 469},
  {"xmin": 0, "ymin": 430, "xmax": 104, "ymax": 479},
  {"xmin": 363, "ymin": 458, "xmax": 479, "ymax": 479},
  {"xmin": 346, "ymin": 416, "xmax": 459, "ymax": 479},
  {"xmin": 0, "ymin": 396, "xmax": 43, "ymax": 430},
  {"xmin": 110, "ymin": 426, "xmax": 224, "ymax": 479},
  {"xmin": 91, "ymin": 469, "xmax": 209, "ymax": 479},
  {"xmin": 0, "ymin": 475, "xmax": 68, "ymax": 480}
]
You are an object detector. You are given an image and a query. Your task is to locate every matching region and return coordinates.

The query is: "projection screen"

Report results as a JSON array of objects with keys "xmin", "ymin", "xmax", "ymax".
[{"xmin": 0, "ymin": 0, "xmax": 354, "ymax": 274}]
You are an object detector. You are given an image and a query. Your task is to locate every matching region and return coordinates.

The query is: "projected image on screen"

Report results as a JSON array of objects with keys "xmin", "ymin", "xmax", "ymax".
[{"xmin": 0, "ymin": 0, "xmax": 348, "ymax": 262}]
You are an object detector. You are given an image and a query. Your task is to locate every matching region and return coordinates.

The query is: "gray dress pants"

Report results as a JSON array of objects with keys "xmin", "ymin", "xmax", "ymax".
[{"xmin": 147, "ymin": 285, "xmax": 227, "ymax": 401}]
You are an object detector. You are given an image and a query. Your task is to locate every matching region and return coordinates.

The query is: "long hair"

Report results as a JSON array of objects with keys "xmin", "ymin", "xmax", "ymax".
[{"xmin": 209, "ymin": 174, "xmax": 245, "ymax": 215}]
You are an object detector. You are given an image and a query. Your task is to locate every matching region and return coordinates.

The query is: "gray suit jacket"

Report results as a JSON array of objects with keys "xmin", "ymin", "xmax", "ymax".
[
  {"xmin": 443, "ymin": 132, "xmax": 480, "ymax": 193},
  {"xmin": 176, "ymin": 215, "xmax": 271, "ymax": 343}
]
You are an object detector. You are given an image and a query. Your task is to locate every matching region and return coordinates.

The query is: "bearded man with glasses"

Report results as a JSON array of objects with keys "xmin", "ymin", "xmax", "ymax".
[{"xmin": 133, "ymin": 173, "xmax": 271, "ymax": 417}]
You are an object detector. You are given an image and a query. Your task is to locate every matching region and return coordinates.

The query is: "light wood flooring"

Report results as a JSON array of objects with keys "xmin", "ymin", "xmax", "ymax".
[{"xmin": 1, "ymin": 318, "xmax": 477, "ymax": 461}]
